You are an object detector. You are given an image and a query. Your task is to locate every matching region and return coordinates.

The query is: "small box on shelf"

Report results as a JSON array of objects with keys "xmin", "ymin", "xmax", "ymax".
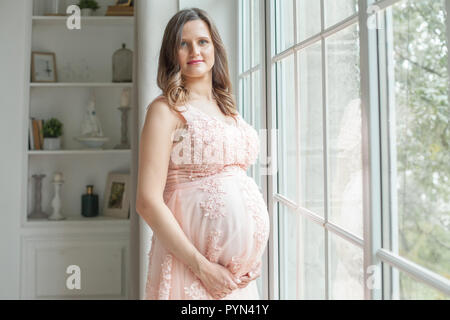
[{"xmin": 105, "ymin": 5, "xmax": 134, "ymax": 16}]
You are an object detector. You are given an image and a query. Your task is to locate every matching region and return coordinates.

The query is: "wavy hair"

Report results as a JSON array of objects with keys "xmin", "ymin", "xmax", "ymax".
[{"xmin": 157, "ymin": 8, "xmax": 237, "ymax": 116}]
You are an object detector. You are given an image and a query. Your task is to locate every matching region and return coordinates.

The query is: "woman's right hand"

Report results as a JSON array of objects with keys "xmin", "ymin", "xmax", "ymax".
[{"xmin": 196, "ymin": 260, "xmax": 240, "ymax": 299}]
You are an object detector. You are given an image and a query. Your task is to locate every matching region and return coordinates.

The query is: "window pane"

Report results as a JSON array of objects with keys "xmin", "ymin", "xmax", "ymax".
[
  {"xmin": 274, "ymin": 0, "xmax": 295, "ymax": 54},
  {"xmin": 251, "ymin": 0, "xmax": 260, "ymax": 67},
  {"xmin": 278, "ymin": 204, "xmax": 325, "ymax": 299},
  {"xmin": 326, "ymin": 24, "xmax": 363, "ymax": 237},
  {"xmin": 324, "ymin": 0, "xmax": 358, "ymax": 28},
  {"xmin": 296, "ymin": 0, "xmax": 321, "ymax": 42},
  {"xmin": 276, "ymin": 55, "xmax": 297, "ymax": 202},
  {"xmin": 252, "ymin": 69, "xmax": 262, "ymax": 188},
  {"xmin": 298, "ymin": 42, "xmax": 324, "ymax": 217},
  {"xmin": 390, "ymin": 0, "xmax": 450, "ymax": 279},
  {"xmin": 242, "ymin": 0, "xmax": 251, "ymax": 72},
  {"xmin": 329, "ymin": 233, "xmax": 364, "ymax": 299},
  {"xmin": 398, "ymin": 269, "xmax": 449, "ymax": 300}
]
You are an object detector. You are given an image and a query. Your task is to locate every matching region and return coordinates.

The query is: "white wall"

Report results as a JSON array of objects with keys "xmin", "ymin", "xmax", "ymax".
[{"xmin": 0, "ymin": 0, "xmax": 31, "ymax": 299}]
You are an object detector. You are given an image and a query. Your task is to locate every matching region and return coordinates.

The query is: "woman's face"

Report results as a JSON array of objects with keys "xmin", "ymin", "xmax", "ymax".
[{"xmin": 177, "ymin": 19, "xmax": 215, "ymax": 80}]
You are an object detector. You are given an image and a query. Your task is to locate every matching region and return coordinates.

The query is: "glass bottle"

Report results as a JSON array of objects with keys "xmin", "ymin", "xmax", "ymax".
[
  {"xmin": 112, "ymin": 43, "xmax": 133, "ymax": 82},
  {"xmin": 81, "ymin": 185, "xmax": 99, "ymax": 217}
]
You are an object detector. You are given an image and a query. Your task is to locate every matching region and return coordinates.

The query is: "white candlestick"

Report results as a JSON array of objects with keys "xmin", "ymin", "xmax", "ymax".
[
  {"xmin": 53, "ymin": 172, "xmax": 64, "ymax": 183},
  {"xmin": 120, "ymin": 88, "xmax": 130, "ymax": 107}
]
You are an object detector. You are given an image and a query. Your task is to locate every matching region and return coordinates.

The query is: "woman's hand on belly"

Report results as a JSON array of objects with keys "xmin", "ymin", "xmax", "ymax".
[
  {"xmin": 236, "ymin": 262, "xmax": 261, "ymax": 289},
  {"xmin": 197, "ymin": 259, "xmax": 241, "ymax": 299}
]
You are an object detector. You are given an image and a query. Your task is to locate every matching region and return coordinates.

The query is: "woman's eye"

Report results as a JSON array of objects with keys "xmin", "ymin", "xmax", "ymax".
[
  {"xmin": 199, "ymin": 39, "xmax": 208, "ymax": 45},
  {"xmin": 180, "ymin": 41, "xmax": 187, "ymax": 47}
]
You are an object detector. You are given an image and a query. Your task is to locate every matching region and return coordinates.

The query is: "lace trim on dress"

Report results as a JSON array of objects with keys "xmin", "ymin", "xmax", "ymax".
[
  {"xmin": 199, "ymin": 178, "xmax": 226, "ymax": 219},
  {"xmin": 145, "ymin": 235, "xmax": 157, "ymax": 299},
  {"xmin": 184, "ymin": 279, "xmax": 208, "ymax": 299},
  {"xmin": 237, "ymin": 174, "xmax": 270, "ymax": 267},
  {"xmin": 158, "ymin": 254, "xmax": 173, "ymax": 300},
  {"xmin": 206, "ymin": 229, "xmax": 223, "ymax": 263}
]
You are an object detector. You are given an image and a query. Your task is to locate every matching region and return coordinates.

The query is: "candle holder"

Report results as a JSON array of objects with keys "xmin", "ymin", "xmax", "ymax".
[
  {"xmin": 48, "ymin": 172, "xmax": 66, "ymax": 221},
  {"xmin": 115, "ymin": 106, "xmax": 131, "ymax": 149},
  {"xmin": 29, "ymin": 174, "xmax": 48, "ymax": 220}
]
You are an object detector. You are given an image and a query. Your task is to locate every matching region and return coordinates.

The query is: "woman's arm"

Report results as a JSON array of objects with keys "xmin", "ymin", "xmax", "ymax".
[{"xmin": 136, "ymin": 98, "xmax": 238, "ymax": 299}]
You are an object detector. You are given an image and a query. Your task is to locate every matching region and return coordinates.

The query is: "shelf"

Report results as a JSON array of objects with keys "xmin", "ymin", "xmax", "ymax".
[
  {"xmin": 25, "ymin": 215, "xmax": 130, "ymax": 229},
  {"xmin": 32, "ymin": 16, "xmax": 135, "ymax": 26},
  {"xmin": 30, "ymin": 82, "xmax": 133, "ymax": 88},
  {"xmin": 28, "ymin": 149, "xmax": 131, "ymax": 156}
]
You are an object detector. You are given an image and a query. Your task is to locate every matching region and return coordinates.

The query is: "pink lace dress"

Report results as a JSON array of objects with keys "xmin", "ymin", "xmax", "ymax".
[{"xmin": 144, "ymin": 103, "xmax": 270, "ymax": 300}]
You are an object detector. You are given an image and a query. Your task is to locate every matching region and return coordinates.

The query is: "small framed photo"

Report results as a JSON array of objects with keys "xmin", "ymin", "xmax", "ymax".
[
  {"xmin": 115, "ymin": 0, "xmax": 133, "ymax": 6},
  {"xmin": 103, "ymin": 172, "xmax": 130, "ymax": 219},
  {"xmin": 31, "ymin": 52, "xmax": 57, "ymax": 82}
]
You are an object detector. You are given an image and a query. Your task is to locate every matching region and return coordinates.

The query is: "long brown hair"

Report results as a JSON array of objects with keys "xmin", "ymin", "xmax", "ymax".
[{"xmin": 157, "ymin": 8, "xmax": 237, "ymax": 116}]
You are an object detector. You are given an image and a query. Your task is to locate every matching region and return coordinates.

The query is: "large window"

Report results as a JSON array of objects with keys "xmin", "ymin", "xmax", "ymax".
[
  {"xmin": 378, "ymin": 0, "xmax": 450, "ymax": 299},
  {"xmin": 239, "ymin": 0, "xmax": 450, "ymax": 300},
  {"xmin": 272, "ymin": 0, "xmax": 364, "ymax": 300}
]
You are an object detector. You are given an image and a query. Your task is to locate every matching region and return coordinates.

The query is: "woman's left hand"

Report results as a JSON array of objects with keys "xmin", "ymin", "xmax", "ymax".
[{"xmin": 236, "ymin": 265, "xmax": 261, "ymax": 289}]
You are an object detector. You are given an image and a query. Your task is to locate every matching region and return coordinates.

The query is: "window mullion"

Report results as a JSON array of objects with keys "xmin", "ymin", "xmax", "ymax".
[
  {"xmin": 384, "ymin": 4, "xmax": 400, "ymax": 300},
  {"xmin": 319, "ymin": 0, "xmax": 330, "ymax": 301},
  {"xmin": 266, "ymin": 0, "xmax": 279, "ymax": 300}
]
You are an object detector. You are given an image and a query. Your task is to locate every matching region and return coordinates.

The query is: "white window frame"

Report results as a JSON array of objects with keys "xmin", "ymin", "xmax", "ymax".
[{"xmin": 239, "ymin": 0, "xmax": 450, "ymax": 299}]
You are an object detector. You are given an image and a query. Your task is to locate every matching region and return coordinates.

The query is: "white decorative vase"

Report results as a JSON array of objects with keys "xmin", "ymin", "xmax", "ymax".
[
  {"xmin": 43, "ymin": 137, "xmax": 61, "ymax": 150},
  {"xmin": 81, "ymin": 8, "xmax": 93, "ymax": 16}
]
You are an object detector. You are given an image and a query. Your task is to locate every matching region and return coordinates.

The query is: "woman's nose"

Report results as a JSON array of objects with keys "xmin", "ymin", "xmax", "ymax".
[{"xmin": 190, "ymin": 43, "xmax": 200, "ymax": 55}]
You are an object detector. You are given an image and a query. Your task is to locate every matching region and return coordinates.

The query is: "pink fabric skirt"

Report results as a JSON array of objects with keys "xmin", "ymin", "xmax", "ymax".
[{"xmin": 144, "ymin": 169, "xmax": 270, "ymax": 300}]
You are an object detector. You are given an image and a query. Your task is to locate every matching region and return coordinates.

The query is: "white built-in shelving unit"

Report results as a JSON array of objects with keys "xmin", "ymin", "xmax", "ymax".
[{"xmin": 21, "ymin": 0, "xmax": 136, "ymax": 299}]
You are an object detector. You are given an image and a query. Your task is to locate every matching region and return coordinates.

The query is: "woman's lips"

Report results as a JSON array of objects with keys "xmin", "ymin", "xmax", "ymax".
[{"xmin": 188, "ymin": 60, "xmax": 203, "ymax": 65}]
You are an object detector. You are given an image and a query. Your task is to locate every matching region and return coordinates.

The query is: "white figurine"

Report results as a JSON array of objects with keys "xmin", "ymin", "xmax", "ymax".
[{"xmin": 81, "ymin": 91, "xmax": 104, "ymax": 137}]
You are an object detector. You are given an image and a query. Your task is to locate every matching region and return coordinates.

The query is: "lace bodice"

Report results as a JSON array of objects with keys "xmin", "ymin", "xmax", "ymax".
[{"xmin": 164, "ymin": 103, "xmax": 260, "ymax": 191}]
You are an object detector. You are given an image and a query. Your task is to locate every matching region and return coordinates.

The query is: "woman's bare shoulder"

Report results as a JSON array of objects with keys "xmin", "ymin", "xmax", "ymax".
[{"xmin": 145, "ymin": 96, "xmax": 184, "ymax": 128}]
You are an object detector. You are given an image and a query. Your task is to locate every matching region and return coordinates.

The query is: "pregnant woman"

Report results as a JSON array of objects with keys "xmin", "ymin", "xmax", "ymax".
[{"xmin": 136, "ymin": 7, "xmax": 270, "ymax": 300}]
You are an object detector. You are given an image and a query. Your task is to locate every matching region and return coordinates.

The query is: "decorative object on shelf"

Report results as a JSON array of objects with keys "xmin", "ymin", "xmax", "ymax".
[
  {"xmin": 31, "ymin": 52, "xmax": 57, "ymax": 82},
  {"xmin": 106, "ymin": 0, "xmax": 134, "ymax": 16},
  {"xmin": 120, "ymin": 87, "xmax": 130, "ymax": 107},
  {"xmin": 116, "ymin": 0, "xmax": 133, "ymax": 6},
  {"xmin": 60, "ymin": 59, "xmax": 92, "ymax": 82},
  {"xmin": 78, "ymin": 0, "xmax": 100, "ymax": 16},
  {"xmin": 29, "ymin": 174, "xmax": 48, "ymax": 219},
  {"xmin": 112, "ymin": 44, "xmax": 133, "ymax": 82},
  {"xmin": 48, "ymin": 172, "xmax": 66, "ymax": 220},
  {"xmin": 115, "ymin": 88, "xmax": 131, "ymax": 149},
  {"xmin": 81, "ymin": 185, "xmax": 99, "ymax": 217},
  {"xmin": 103, "ymin": 172, "xmax": 130, "ymax": 219},
  {"xmin": 43, "ymin": 117, "xmax": 63, "ymax": 150},
  {"xmin": 75, "ymin": 90, "xmax": 109, "ymax": 149}
]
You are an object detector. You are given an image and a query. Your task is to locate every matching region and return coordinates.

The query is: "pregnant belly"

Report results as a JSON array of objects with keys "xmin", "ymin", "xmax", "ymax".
[{"xmin": 169, "ymin": 173, "xmax": 270, "ymax": 277}]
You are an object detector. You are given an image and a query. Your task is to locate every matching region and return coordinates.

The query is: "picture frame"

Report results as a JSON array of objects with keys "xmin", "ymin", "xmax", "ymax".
[
  {"xmin": 31, "ymin": 52, "xmax": 57, "ymax": 82},
  {"xmin": 115, "ymin": 0, "xmax": 133, "ymax": 6},
  {"xmin": 103, "ymin": 172, "xmax": 130, "ymax": 219}
]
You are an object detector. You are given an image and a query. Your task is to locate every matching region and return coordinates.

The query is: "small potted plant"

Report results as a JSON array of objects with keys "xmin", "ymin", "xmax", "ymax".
[
  {"xmin": 43, "ymin": 118, "xmax": 63, "ymax": 150},
  {"xmin": 78, "ymin": 0, "xmax": 100, "ymax": 16}
]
